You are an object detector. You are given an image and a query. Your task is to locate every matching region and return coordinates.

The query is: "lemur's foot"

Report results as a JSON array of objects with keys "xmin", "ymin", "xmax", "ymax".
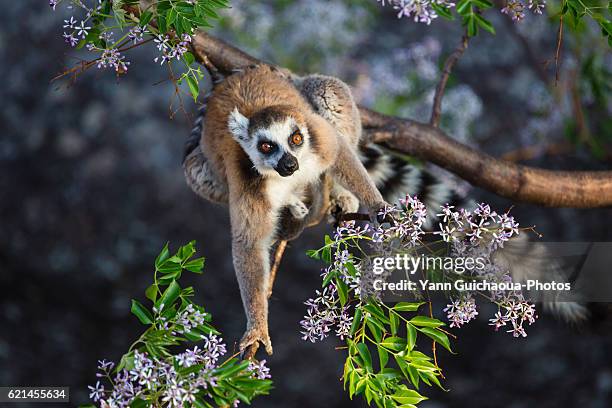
[
  {"xmin": 328, "ymin": 191, "xmax": 360, "ymax": 223},
  {"xmin": 289, "ymin": 200, "xmax": 309, "ymax": 219},
  {"xmin": 240, "ymin": 326, "xmax": 273, "ymax": 359}
]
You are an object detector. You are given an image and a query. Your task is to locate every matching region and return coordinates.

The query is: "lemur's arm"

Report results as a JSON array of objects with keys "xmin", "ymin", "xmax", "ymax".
[
  {"xmin": 227, "ymin": 179, "xmax": 274, "ymax": 357},
  {"xmin": 329, "ymin": 126, "xmax": 386, "ymax": 210},
  {"xmin": 308, "ymin": 112, "xmax": 386, "ymax": 214},
  {"xmin": 297, "ymin": 75, "xmax": 386, "ymax": 215}
]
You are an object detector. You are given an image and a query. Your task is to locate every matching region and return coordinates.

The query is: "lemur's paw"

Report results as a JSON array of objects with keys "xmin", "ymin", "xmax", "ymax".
[
  {"xmin": 289, "ymin": 200, "xmax": 309, "ymax": 219},
  {"xmin": 240, "ymin": 326, "xmax": 273, "ymax": 359},
  {"xmin": 332, "ymin": 192, "xmax": 360, "ymax": 215}
]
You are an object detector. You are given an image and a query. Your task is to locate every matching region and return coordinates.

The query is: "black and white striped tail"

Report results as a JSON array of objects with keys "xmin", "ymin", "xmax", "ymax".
[
  {"xmin": 183, "ymin": 95, "xmax": 229, "ymax": 204},
  {"xmin": 358, "ymin": 144, "xmax": 588, "ymax": 322},
  {"xmin": 183, "ymin": 103, "xmax": 208, "ymax": 164},
  {"xmin": 359, "ymin": 143, "xmax": 466, "ymax": 226}
]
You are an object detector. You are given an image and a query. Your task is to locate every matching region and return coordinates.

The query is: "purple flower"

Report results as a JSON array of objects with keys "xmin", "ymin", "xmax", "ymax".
[
  {"xmin": 248, "ymin": 359, "xmax": 272, "ymax": 380},
  {"xmin": 444, "ymin": 296, "xmax": 478, "ymax": 328},
  {"xmin": 501, "ymin": 0, "xmax": 526, "ymax": 22}
]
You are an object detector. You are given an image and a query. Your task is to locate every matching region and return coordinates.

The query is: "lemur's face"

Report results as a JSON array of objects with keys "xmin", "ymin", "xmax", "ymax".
[{"xmin": 228, "ymin": 106, "xmax": 310, "ymax": 177}]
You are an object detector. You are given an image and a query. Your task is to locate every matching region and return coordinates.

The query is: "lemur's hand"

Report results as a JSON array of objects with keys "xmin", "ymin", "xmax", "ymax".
[
  {"xmin": 288, "ymin": 199, "xmax": 309, "ymax": 219},
  {"xmin": 240, "ymin": 324, "xmax": 273, "ymax": 359}
]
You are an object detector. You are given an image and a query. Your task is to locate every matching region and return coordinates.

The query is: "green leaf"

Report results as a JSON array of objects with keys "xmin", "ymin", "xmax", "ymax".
[
  {"xmin": 406, "ymin": 323, "xmax": 417, "ymax": 352},
  {"xmin": 409, "ymin": 316, "xmax": 445, "ymax": 328},
  {"xmin": 155, "ymin": 243, "xmax": 170, "ymax": 269},
  {"xmin": 431, "ymin": 3, "xmax": 455, "ymax": 19},
  {"xmin": 456, "ymin": 0, "xmax": 472, "ymax": 15},
  {"xmin": 130, "ymin": 398, "xmax": 148, "ymax": 408},
  {"xmin": 306, "ymin": 249, "xmax": 320, "ymax": 260},
  {"xmin": 184, "ymin": 51, "xmax": 196, "ymax": 65},
  {"xmin": 186, "ymin": 75, "xmax": 199, "ymax": 102},
  {"xmin": 140, "ymin": 10, "xmax": 153, "ymax": 26},
  {"xmin": 184, "ymin": 257, "xmax": 205, "ymax": 273},
  {"xmin": 131, "ymin": 299, "xmax": 153, "ymax": 325},
  {"xmin": 390, "ymin": 312, "xmax": 399, "ymax": 335},
  {"xmin": 366, "ymin": 318, "xmax": 383, "ymax": 342},
  {"xmin": 336, "ymin": 278, "xmax": 349, "ymax": 307},
  {"xmin": 356, "ymin": 343, "xmax": 373, "ymax": 371},
  {"xmin": 215, "ymin": 359, "xmax": 250, "ymax": 379},
  {"xmin": 364, "ymin": 302, "xmax": 390, "ymax": 324},
  {"xmin": 418, "ymin": 327, "xmax": 452, "ymax": 352},
  {"xmin": 474, "ymin": 13, "xmax": 495, "ymax": 34},
  {"xmin": 464, "ymin": 13, "xmax": 478, "ymax": 37},
  {"xmin": 471, "ymin": 0, "xmax": 493, "ymax": 8},
  {"xmin": 392, "ymin": 388, "xmax": 427, "ymax": 405},
  {"xmin": 380, "ymin": 336, "xmax": 407, "ymax": 352},
  {"xmin": 350, "ymin": 308, "xmax": 363, "ymax": 337},
  {"xmin": 157, "ymin": 280, "xmax": 181, "ymax": 309},
  {"xmin": 378, "ymin": 346, "xmax": 389, "ymax": 369},
  {"xmin": 145, "ymin": 284, "xmax": 158, "ymax": 302},
  {"xmin": 393, "ymin": 302, "xmax": 424, "ymax": 312}
]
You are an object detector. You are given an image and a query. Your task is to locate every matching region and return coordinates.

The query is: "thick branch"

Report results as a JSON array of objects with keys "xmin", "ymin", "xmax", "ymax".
[{"xmin": 190, "ymin": 31, "xmax": 612, "ymax": 208}]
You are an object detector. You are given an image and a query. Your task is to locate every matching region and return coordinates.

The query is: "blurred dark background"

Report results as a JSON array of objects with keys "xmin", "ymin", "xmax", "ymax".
[{"xmin": 1, "ymin": 1, "xmax": 611, "ymax": 407}]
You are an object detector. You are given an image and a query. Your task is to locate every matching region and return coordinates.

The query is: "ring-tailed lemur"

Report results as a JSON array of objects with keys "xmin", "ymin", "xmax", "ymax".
[
  {"xmin": 184, "ymin": 66, "xmax": 585, "ymax": 357},
  {"xmin": 184, "ymin": 65, "xmax": 387, "ymax": 356}
]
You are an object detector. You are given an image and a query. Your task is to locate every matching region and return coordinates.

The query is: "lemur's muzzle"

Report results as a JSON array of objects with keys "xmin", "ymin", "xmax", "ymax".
[{"xmin": 275, "ymin": 153, "xmax": 299, "ymax": 177}]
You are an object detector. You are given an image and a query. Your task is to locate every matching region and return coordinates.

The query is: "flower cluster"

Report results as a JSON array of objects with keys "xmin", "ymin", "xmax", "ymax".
[
  {"xmin": 248, "ymin": 360, "xmax": 272, "ymax": 380},
  {"xmin": 89, "ymin": 46, "xmax": 130, "ymax": 73},
  {"xmin": 174, "ymin": 303, "xmax": 208, "ymax": 334},
  {"xmin": 300, "ymin": 285, "xmax": 348, "ymax": 343},
  {"xmin": 435, "ymin": 203, "xmax": 520, "ymax": 252},
  {"xmin": 373, "ymin": 195, "xmax": 427, "ymax": 246},
  {"xmin": 154, "ymin": 34, "xmax": 193, "ymax": 65},
  {"xmin": 378, "ymin": 0, "xmax": 456, "ymax": 25},
  {"xmin": 89, "ymin": 348, "xmax": 221, "ymax": 408},
  {"xmin": 501, "ymin": 0, "xmax": 546, "ymax": 21},
  {"xmin": 87, "ymin": 242, "xmax": 272, "ymax": 407},
  {"xmin": 501, "ymin": 0, "xmax": 527, "ymax": 22},
  {"xmin": 444, "ymin": 296, "xmax": 479, "ymax": 328},
  {"xmin": 489, "ymin": 299, "xmax": 538, "ymax": 337}
]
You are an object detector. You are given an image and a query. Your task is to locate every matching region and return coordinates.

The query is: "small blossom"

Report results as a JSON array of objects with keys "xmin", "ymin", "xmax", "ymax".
[
  {"xmin": 88, "ymin": 381, "xmax": 105, "ymax": 402},
  {"xmin": 75, "ymin": 20, "xmax": 91, "ymax": 38},
  {"xmin": 248, "ymin": 359, "xmax": 271, "ymax": 380},
  {"xmin": 501, "ymin": 0, "xmax": 526, "ymax": 22},
  {"xmin": 63, "ymin": 16, "xmax": 77, "ymax": 29}
]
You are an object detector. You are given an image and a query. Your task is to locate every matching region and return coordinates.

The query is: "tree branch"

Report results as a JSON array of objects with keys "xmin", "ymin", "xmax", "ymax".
[
  {"xmin": 190, "ymin": 31, "xmax": 612, "ymax": 208},
  {"xmin": 430, "ymin": 34, "xmax": 469, "ymax": 127}
]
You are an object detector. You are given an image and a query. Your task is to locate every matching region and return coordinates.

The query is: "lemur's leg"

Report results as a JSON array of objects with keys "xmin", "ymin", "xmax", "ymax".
[
  {"xmin": 307, "ymin": 113, "xmax": 387, "ymax": 218},
  {"xmin": 296, "ymin": 74, "xmax": 362, "ymax": 146},
  {"xmin": 183, "ymin": 99, "xmax": 229, "ymax": 204},
  {"xmin": 227, "ymin": 183, "xmax": 275, "ymax": 357}
]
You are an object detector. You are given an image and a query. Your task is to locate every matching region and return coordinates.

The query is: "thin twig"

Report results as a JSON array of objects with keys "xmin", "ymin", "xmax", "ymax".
[
  {"xmin": 267, "ymin": 240, "xmax": 288, "ymax": 299},
  {"xmin": 51, "ymin": 37, "xmax": 154, "ymax": 82},
  {"xmin": 430, "ymin": 34, "xmax": 469, "ymax": 127},
  {"xmin": 554, "ymin": 15, "xmax": 564, "ymax": 86}
]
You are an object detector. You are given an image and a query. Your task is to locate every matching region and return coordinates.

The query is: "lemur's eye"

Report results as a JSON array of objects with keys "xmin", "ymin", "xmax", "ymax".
[
  {"xmin": 258, "ymin": 142, "xmax": 275, "ymax": 154},
  {"xmin": 290, "ymin": 131, "xmax": 303, "ymax": 146}
]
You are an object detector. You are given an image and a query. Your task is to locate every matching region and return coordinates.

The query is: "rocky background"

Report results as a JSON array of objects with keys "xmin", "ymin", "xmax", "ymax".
[{"xmin": 1, "ymin": 1, "xmax": 611, "ymax": 407}]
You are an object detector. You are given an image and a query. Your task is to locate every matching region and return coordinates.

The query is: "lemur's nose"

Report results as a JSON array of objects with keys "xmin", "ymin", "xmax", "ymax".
[{"xmin": 276, "ymin": 153, "xmax": 299, "ymax": 176}]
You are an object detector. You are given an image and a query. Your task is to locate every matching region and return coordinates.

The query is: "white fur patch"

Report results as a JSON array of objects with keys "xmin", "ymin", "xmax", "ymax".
[{"xmin": 228, "ymin": 108, "xmax": 250, "ymax": 141}]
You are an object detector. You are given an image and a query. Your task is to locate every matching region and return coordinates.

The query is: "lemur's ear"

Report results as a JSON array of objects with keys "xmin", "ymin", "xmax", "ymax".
[{"xmin": 228, "ymin": 108, "xmax": 250, "ymax": 142}]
